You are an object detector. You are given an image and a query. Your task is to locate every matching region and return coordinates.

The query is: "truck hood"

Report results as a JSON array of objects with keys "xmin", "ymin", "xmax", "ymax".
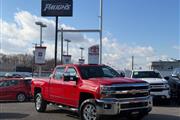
[
  {"xmin": 136, "ymin": 78, "xmax": 168, "ymax": 84},
  {"xmin": 88, "ymin": 77, "xmax": 146, "ymax": 86}
]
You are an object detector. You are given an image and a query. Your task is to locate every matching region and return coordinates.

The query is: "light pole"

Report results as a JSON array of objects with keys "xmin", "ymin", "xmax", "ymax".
[
  {"xmin": 99, "ymin": 0, "xmax": 103, "ymax": 64},
  {"xmin": 64, "ymin": 39, "xmax": 71, "ymax": 55},
  {"xmin": 80, "ymin": 47, "xmax": 84, "ymax": 59},
  {"xmin": 35, "ymin": 21, "xmax": 47, "ymax": 46},
  {"xmin": 35, "ymin": 21, "xmax": 47, "ymax": 77},
  {"xmin": 132, "ymin": 56, "xmax": 134, "ymax": 70}
]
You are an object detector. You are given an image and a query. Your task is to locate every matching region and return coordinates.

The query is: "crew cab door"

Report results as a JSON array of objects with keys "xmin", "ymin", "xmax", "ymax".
[
  {"xmin": 63, "ymin": 67, "xmax": 79, "ymax": 107},
  {"xmin": 49, "ymin": 66, "xmax": 65, "ymax": 103}
]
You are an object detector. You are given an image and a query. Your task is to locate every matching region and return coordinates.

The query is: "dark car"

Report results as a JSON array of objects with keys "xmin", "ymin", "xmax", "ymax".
[
  {"xmin": 0, "ymin": 78, "xmax": 32, "ymax": 102},
  {"xmin": 165, "ymin": 68, "xmax": 180, "ymax": 99}
]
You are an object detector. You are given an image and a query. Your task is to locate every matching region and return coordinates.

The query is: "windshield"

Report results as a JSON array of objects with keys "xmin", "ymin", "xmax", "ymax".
[
  {"xmin": 132, "ymin": 71, "xmax": 162, "ymax": 78},
  {"xmin": 78, "ymin": 65, "xmax": 121, "ymax": 79}
]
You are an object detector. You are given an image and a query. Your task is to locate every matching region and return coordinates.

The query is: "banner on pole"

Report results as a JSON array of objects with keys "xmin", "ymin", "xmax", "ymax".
[
  {"xmin": 62, "ymin": 55, "xmax": 72, "ymax": 64},
  {"xmin": 88, "ymin": 45, "xmax": 99, "ymax": 64},
  {"xmin": 35, "ymin": 46, "xmax": 46, "ymax": 65},
  {"xmin": 79, "ymin": 59, "xmax": 85, "ymax": 64}
]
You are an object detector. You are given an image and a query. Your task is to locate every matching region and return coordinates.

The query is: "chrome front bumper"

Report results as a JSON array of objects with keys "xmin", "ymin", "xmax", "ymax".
[
  {"xmin": 96, "ymin": 96, "xmax": 152, "ymax": 115},
  {"xmin": 151, "ymin": 89, "xmax": 170, "ymax": 99}
]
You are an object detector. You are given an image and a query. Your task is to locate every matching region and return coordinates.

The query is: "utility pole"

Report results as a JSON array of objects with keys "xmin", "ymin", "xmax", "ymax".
[
  {"xmin": 61, "ymin": 28, "xmax": 64, "ymax": 64},
  {"xmin": 99, "ymin": 0, "xmax": 103, "ymax": 64},
  {"xmin": 132, "ymin": 56, "xmax": 134, "ymax": 70},
  {"xmin": 35, "ymin": 22, "xmax": 47, "ymax": 46},
  {"xmin": 35, "ymin": 21, "xmax": 47, "ymax": 77},
  {"xmin": 55, "ymin": 16, "xmax": 58, "ymax": 67},
  {"xmin": 64, "ymin": 39, "xmax": 71, "ymax": 55},
  {"xmin": 80, "ymin": 47, "xmax": 84, "ymax": 59}
]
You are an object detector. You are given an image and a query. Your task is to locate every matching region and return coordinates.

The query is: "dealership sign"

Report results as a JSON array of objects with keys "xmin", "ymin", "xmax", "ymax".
[
  {"xmin": 35, "ymin": 47, "xmax": 46, "ymax": 65},
  {"xmin": 42, "ymin": 0, "xmax": 73, "ymax": 16},
  {"xmin": 79, "ymin": 59, "xmax": 85, "ymax": 64},
  {"xmin": 88, "ymin": 45, "xmax": 99, "ymax": 64},
  {"xmin": 62, "ymin": 55, "xmax": 72, "ymax": 64}
]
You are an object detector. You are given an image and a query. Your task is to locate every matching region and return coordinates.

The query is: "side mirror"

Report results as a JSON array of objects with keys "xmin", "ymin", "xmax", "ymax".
[
  {"xmin": 164, "ymin": 76, "xmax": 169, "ymax": 80},
  {"xmin": 49, "ymin": 74, "xmax": 53, "ymax": 78},
  {"xmin": 64, "ymin": 72, "xmax": 78, "ymax": 82},
  {"xmin": 172, "ymin": 74, "xmax": 178, "ymax": 78},
  {"xmin": 120, "ymin": 72, "xmax": 125, "ymax": 77}
]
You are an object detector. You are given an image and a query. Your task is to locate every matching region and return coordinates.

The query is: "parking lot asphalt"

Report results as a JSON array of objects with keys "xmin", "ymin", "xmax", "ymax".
[{"xmin": 0, "ymin": 102, "xmax": 179, "ymax": 120}]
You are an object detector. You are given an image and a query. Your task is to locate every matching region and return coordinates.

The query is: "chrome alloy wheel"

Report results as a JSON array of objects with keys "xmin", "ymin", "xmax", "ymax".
[
  {"xmin": 83, "ymin": 104, "xmax": 97, "ymax": 120},
  {"xmin": 17, "ymin": 93, "xmax": 26, "ymax": 102},
  {"xmin": 36, "ymin": 95, "xmax": 42, "ymax": 110}
]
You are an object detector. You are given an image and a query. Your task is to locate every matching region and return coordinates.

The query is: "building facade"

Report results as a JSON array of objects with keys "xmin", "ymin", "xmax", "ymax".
[{"xmin": 151, "ymin": 60, "xmax": 180, "ymax": 77}]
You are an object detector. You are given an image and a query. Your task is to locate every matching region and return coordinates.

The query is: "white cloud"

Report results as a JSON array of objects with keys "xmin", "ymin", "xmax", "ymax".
[
  {"xmin": 173, "ymin": 45, "xmax": 180, "ymax": 50},
  {"xmin": 0, "ymin": 10, "xmax": 170, "ymax": 70}
]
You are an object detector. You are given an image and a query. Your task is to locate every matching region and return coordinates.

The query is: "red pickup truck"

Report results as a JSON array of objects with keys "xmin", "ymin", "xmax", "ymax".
[{"xmin": 31, "ymin": 64, "xmax": 152, "ymax": 120}]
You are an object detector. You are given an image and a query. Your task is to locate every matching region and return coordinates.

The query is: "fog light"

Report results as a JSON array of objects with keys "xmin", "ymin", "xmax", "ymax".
[
  {"xmin": 161, "ymin": 96, "xmax": 165, "ymax": 99},
  {"xmin": 104, "ymin": 104, "xmax": 112, "ymax": 109}
]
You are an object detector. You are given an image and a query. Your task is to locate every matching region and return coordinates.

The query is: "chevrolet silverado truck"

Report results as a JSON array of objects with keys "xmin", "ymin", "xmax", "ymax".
[
  {"xmin": 165, "ymin": 68, "xmax": 180, "ymax": 100},
  {"xmin": 31, "ymin": 64, "xmax": 152, "ymax": 120},
  {"xmin": 131, "ymin": 70, "xmax": 170, "ymax": 101}
]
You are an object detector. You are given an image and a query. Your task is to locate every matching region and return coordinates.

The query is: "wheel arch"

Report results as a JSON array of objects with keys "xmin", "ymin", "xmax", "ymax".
[{"xmin": 79, "ymin": 92, "xmax": 95, "ymax": 107}]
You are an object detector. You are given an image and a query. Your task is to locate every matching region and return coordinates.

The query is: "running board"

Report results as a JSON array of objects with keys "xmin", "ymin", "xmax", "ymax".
[
  {"xmin": 58, "ymin": 105, "xmax": 78, "ymax": 112},
  {"xmin": 49, "ymin": 103, "xmax": 78, "ymax": 112}
]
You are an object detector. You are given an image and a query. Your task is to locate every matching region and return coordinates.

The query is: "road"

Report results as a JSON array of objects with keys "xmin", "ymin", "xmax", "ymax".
[{"xmin": 0, "ymin": 102, "xmax": 179, "ymax": 120}]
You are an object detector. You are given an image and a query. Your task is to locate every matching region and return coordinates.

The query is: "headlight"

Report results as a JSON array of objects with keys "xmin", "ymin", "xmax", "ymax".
[
  {"xmin": 100, "ymin": 85, "xmax": 111, "ymax": 93},
  {"xmin": 100, "ymin": 85, "xmax": 112, "ymax": 98},
  {"xmin": 164, "ymin": 83, "xmax": 170, "ymax": 88}
]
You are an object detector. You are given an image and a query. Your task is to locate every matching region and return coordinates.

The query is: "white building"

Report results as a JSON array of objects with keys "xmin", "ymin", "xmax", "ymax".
[{"xmin": 151, "ymin": 60, "xmax": 180, "ymax": 77}]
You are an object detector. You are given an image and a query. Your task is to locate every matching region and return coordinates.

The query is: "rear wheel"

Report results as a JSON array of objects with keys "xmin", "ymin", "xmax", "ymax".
[
  {"xmin": 16, "ymin": 93, "xmax": 26, "ymax": 102},
  {"xmin": 35, "ymin": 93, "xmax": 47, "ymax": 112}
]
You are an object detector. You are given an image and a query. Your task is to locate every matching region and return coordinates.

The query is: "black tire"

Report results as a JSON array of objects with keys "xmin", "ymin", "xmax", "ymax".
[
  {"xmin": 35, "ymin": 93, "xmax": 47, "ymax": 112},
  {"xmin": 80, "ymin": 99, "xmax": 100, "ymax": 120},
  {"xmin": 16, "ymin": 93, "xmax": 26, "ymax": 102},
  {"xmin": 163, "ymin": 99, "xmax": 171, "ymax": 105}
]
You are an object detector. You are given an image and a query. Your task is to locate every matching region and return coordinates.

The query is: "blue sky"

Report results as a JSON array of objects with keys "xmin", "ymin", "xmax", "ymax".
[{"xmin": 0, "ymin": 0, "xmax": 179, "ymax": 69}]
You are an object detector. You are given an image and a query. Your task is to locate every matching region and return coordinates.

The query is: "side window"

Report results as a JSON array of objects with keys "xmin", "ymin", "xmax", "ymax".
[
  {"xmin": 54, "ymin": 67, "xmax": 65, "ymax": 80},
  {"xmin": 24, "ymin": 80, "xmax": 31, "ymax": 85},
  {"xmin": 66, "ymin": 67, "xmax": 77, "ymax": 76},
  {"xmin": 10, "ymin": 80, "xmax": 19, "ymax": 86},
  {"xmin": 3, "ymin": 81, "xmax": 10, "ymax": 87},
  {"xmin": 0, "ymin": 81, "xmax": 4, "ymax": 87},
  {"xmin": 102, "ymin": 67, "xmax": 113, "ymax": 77}
]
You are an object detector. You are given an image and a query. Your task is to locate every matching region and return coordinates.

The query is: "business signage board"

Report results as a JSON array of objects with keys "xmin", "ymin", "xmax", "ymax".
[
  {"xmin": 41, "ymin": 0, "xmax": 73, "ymax": 16},
  {"xmin": 62, "ymin": 55, "xmax": 72, "ymax": 64},
  {"xmin": 79, "ymin": 59, "xmax": 85, "ymax": 64},
  {"xmin": 88, "ymin": 45, "xmax": 99, "ymax": 64},
  {"xmin": 35, "ymin": 46, "xmax": 46, "ymax": 65}
]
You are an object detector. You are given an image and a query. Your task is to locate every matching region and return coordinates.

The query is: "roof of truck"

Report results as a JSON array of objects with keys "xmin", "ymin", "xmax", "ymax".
[{"xmin": 56, "ymin": 64, "xmax": 105, "ymax": 67}]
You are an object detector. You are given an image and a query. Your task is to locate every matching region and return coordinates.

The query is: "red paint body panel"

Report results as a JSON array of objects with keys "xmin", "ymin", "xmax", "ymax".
[
  {"xmin": 31, "ymin": 64, "xmax": 146, "ymax": 108},
  {"xmin": 0, "ymin": 78, "xmax": 31, "ymax": 101}
]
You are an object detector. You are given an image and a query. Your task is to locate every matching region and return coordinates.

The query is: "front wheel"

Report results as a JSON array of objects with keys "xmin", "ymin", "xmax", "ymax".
[
  {"xmin": 35, "ymin": 93, "xmax": 47, "ymax": 112},
  {"xmin": 80, "ymin": 99, "xmax": 100, "ymax": 120}
]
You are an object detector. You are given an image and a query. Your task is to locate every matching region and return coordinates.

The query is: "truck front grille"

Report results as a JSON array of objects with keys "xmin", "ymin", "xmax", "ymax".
[
  {"xmin": 110, "ymin": 83, "xmax": 150, "ymax": 99},
  {"xmin": 150, "ymin": 83, "xmax": 167, "ymax": 92}
]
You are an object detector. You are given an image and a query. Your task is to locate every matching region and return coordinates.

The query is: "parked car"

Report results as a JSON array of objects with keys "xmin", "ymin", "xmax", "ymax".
[
  {"xmin": 31, "ymin": 64, "xmax": 152, "ymax": 120},
  {"xmin": 131, "ymin": 70, "xmax": 170, "ymax": 100},
  {"xmin": 0, "ymin": 78, "xmax": 32, "ymax": 102},
  {"xmin": 165, "ymin": 68, "xmax": 180, "ymax": 99}
]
